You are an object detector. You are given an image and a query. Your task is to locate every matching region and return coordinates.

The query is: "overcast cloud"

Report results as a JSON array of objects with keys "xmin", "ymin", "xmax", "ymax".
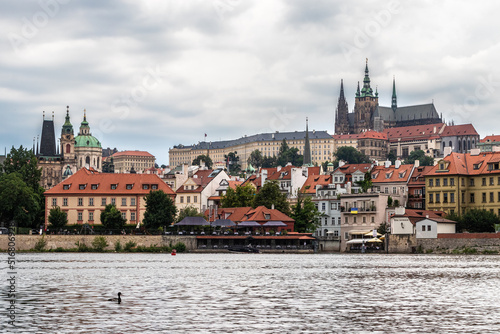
[{"xmin": 1, "ymin": 0, "xmax": 500, "ymax": 164}]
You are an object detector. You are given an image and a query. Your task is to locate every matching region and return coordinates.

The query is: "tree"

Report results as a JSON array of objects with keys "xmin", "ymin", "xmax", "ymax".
[
  {"xmin": 192, "ymin": 155, "xmax": 213, "ymax": 169},
  {"xmin": 1, "ymin": 146, "xmax": 42, "ymax": 191},
  {"xmin": 262, "ymin": 155, "xmax": 277, "ymax": 168},
  {"xmin": 403, "ymin": 150, "xmax": 434, "ymax": 166},
  {"xmin": 0, "ymin": 173, "xmax": 40, "ymax": 228},
  {"xmin": 224, "ymin": 151, "xmax": 240, "ymax": 175},
  {"xmin": 333, "ymin": 146, "xmax": 370, "ymax": 164},
  {"xmin": 276, "ymin": 140, "xmax": 303, "ymax": 167},
  {"xmin": 454, "ymin": 209, "xmax": 499, "ymax": 233},
  {"xmin": 386, "ymin": 151, "xmax": 397, "ymax": 164},
  {"xmin": 221, "ymin": 184, "xmax": 256, "ymax": 208},
  {"xmin": 143, "ymin": 190, "xmax": 177, "ymax": 230},
  {"xmin": 247, "ymin": 150, "xmax": 264, "ymax": 169},
  {"xmin": 176, "ymin": 205, "xmax": 204, "ymax": 223},
  {"xmin": 253, "ymin": 180, "xmax": 290, "ymax": 215},
  {"xmin": 100, "ymin": 204, "xmax": 126, "ymax": 231},
  {"xmin": 291, "ymin": 194, "xmax": 321, "ymax": 233},
  {"xmin": 355, "ymin": 171, "xmax": 372, "ymax": 193},
  {"xmin": 48, "ymin": 206, "xmax": 68, "ymax": 231}
]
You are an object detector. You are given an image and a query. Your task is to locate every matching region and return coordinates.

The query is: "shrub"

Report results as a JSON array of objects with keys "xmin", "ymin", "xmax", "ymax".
[
  {"xmin": 114, "ymin": 240, "xmax": 123, "ymax": 252},
  {"xmin": 92, "ymin": 236, "xmax": 109, "ymax": 251},
  {"xmin": 172, "ymin": 242, "xmax": 186, "ymax": 252},
  {"xmin": 124, "ymin": 241, "xmax": 137, "ymax": 252},
  {"xmin": 75, "ymin": 241, "xmax": 91, "ymax": 252},
  {"xmin": 33, "ymin": 237, "xmax": 47, "ymax": 252}
]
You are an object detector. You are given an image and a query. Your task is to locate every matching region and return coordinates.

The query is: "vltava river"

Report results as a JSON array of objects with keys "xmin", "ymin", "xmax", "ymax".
[{"xmin": 2, "ymin": 253, "xmax": 500, "ymax": 333}]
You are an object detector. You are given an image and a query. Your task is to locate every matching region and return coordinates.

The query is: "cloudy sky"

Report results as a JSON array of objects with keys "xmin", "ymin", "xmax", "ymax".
[{"xmin": 1, "ymin": 0, "xmax": 499, "ymax": 165}]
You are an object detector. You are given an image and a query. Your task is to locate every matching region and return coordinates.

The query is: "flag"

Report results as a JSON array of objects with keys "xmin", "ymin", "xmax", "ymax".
[{"xmin": 350, "ymin": 208, "xmax": 358, "ymax": 214}]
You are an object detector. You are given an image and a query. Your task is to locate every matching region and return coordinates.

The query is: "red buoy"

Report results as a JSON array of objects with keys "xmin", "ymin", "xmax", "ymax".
[{"xmin": 171, "ymin": 249, "xmax": 176, "ymax": 256}]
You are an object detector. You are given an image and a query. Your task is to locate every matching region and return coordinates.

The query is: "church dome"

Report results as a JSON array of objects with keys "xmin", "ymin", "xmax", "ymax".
[{"xmin": 74, "ymin": 135, "xmax": 101, "ymax": 148}]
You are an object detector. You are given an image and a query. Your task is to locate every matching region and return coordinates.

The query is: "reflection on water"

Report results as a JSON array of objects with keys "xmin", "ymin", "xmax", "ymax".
[{"xmin": 2, "ymin": 253, "xmax": 500, "ymax": 333}]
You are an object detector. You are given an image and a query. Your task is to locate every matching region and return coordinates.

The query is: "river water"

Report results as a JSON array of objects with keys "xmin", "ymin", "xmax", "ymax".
[{"xmin": 2, "ymin": 253, "xmax": 500, "ymax": 333}]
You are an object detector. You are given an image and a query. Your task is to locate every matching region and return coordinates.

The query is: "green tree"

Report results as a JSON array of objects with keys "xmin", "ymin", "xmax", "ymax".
[
  {"xmin": 387, "ymin": 151, "xmax": 397, "ymax": 164},
  {"xmin": 403, "ymin": 150, "xmax": 434, "ymax": 166},
  {"xmin": 48, "ymin": 206, "xmax": 68, "ymax": 231},
  {"xmin": 455, "ymin": 209, "xmax": 499, "ymax": 233},
  {"xmin": 143, "ymin": 190, "xmax": 177, "ymax": 230},
  {"xmin": 1, "ymin": 146, "xmax": 42, "ymax": 191},
  {"xmin": 100, "ymin": 204, "xmax": 126, "ymax": 231},
  {"xmin": 221, "ymin": 184, "xmax": 256, "ymax": 208},
  {"xmin": 0, "ymin": 173, "xmax": 40, "ymax": 228},
  {"xmin": 247, "ymin": 150, "xmax": 264, "ymax": 169},
  {"xmin": 192, "ymin": 155, "xmax": 213, "ymax": 169},
  {"xmin": 224, "ymin": 151, "xmax": 240, "ymax": 175},
  {"xmin": 355, "ymin": 171, "xmax": 373, "ymax": 193},
  {"xmin": 276, "ymin": 140, "xmax": 303, "ymax": 167},
  {"xmin": 176, "ymin": 205, "xmax": 204, "ymax": 223},
  {"xmin": 291, "ymin": 195, "xmax": 321, "ymax": 233},
  {"xmin": 262, "ymin": 155, "xmax": 277, "ymax": 168},
  {"xmin": 253, "ymin": 180, "xmax": 290, "ymax": 215},
  {"xmin": 333, "ymin": 146, "xmax": 370, "ymax": 164}
]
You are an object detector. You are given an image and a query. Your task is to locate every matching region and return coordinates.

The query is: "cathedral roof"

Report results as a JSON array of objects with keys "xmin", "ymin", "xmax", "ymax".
[
  {"xmin": 75, "ymin": 135, "xmax": 102, "ymax": 148},
  {"xmin": 377, "ymin": 103, "xmax": 440, "ymax": 123}
]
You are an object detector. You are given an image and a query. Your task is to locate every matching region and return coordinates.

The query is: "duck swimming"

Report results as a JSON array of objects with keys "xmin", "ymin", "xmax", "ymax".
[{"xmin": 108, "ymin": 292, "xmax": 122, "ymax": 304}]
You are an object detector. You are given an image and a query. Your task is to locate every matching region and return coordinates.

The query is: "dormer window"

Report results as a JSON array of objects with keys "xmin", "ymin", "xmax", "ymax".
[
  {"xmin": 111, "ymin": 184, "xmax": 118, "ymax": 190},
  {"xmin": 126, "ymin": 184, "xmax": 133, "ymax": 190},
  {"xmin": 265, "ymin": 214, "xmax": 271, "ymax": 219},
  {"xmin": 79, "ymin": 184, "xmax": 86, "ymax": 190},
  {"xmin": 63, "ymin": 184, "xmax": 71, "ymax": 190},
  {"xmin": 143, "ymin": 184, "xmax": 149, "ymax": 190},
  {"xmin": 151, "ymin": 184, "xmax": 158, "ymax": 190},
  {"xmin": 91, "ymin": 184, "xmax": 99, "ymax": 190}
]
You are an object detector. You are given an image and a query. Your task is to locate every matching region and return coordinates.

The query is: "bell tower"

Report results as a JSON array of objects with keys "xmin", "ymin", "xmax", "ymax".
[
  {"xmin": 60, "ymin": 106, "xmax": 75, "ymax": 162},
  {"xmin": 353, "ymin": 59, "xmax": 379, "ymax": 133}
]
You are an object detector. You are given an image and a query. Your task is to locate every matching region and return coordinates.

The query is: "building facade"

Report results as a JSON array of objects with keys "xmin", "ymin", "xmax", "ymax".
[
  {"xmin": 110, "ymin": 150, "xmax": 156, "ymax": 173},
  {"xmin": 43, "ymin": 167, "xmax": 176, "ymax": 227}
]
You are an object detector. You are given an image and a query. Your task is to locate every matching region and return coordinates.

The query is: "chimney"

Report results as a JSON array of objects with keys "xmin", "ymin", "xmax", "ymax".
[
  {"xmin": 384, "ymin": 160, "xmax": 391, "ymax": 168},
  {"xmin": 395, "ymin": 159, "xmax": 401, "ymax": 169},
  {"xmin": 414, "ymin": 160, "xmax": 420, "ymax": 168},
  {"xmin": 262, "ymin": 169, "xmax": 268, "ymax": 187},
  {"xmin": 339, "ymin": 160, "xmax": 345, "ymax": 167}
]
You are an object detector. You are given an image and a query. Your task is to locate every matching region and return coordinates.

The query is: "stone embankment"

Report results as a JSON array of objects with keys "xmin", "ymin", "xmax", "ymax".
[{"xmin": 0, "ymin": 235, "xmax": 196, "ymax": 251}]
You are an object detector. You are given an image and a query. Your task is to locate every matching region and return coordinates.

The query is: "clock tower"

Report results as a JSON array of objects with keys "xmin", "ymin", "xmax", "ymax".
[{"xmin": 60, "ymin": 106, "xmax": 77, "ymax": 174}]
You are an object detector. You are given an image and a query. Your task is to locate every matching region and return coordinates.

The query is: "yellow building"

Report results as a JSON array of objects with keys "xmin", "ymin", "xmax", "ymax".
[
  {"xmin": 425, "ymin": 151, "xmax": 500, "ymax": 216},
  {"xmin": 110, "ymin": 150, "xmax": 156, "ymax": 173}
]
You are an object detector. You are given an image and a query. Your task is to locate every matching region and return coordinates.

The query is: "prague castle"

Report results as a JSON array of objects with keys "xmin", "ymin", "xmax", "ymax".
[{"xmin": 334, "ymin": 60, "xmax": 442, "ymax": 135}]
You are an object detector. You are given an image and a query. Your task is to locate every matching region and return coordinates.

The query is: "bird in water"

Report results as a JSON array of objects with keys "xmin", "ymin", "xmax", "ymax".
[{"xmin": 108, "ymin": 292, "xmax": 122, "ymax": 304}]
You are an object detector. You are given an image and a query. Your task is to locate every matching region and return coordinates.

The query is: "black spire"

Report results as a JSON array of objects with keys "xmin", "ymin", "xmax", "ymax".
[
  {"xmin": 335, "ymin": 79, "xmax": 349, "ymax": 135},
  {"xmin": 391, "ymin": 76, "xmax": 397, "ymax": 113},
  {"xmin": 303, "ymin": 117, "xmax": 311, "ymax": 165}
]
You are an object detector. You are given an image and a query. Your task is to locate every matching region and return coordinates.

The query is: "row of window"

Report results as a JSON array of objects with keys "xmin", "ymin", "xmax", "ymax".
[
  {"xmin": 55, "ymin": 197, "xmax": 137, "ymax": 207},
  {"xmin": 429, "ymin": 177, "xmax": 500, "ymax": 187},
  {"xmin": 429, "ymin": 191, "xmax": 500, "ymax": 204},
  {"xmin": 65, "ymin": 184, "xmax": 159, "ymax": 190},
  {"xmin": 344, "ymin": 216, "xmax": 375, "ymax": 224},
  {"xmin": 179, "ymin": 196, "xmax": 198, "ymax": 204},
  {"xmin": 319, "ymin": 217, "xmax": 341, "ymax": 226},
  {"xmin": 77, "ymin": 211, "xmax": 136, "ymax": 222}
]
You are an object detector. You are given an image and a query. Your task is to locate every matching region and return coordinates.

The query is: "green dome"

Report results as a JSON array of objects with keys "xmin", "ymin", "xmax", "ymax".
[{"xmin": 75, "ymin": 135, "xmax": 101, "ymax": 148}]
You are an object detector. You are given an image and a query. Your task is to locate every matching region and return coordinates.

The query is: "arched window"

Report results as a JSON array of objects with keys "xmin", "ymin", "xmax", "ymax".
[
  {"xmin": 66, "ymin": 144, "xmax": 71, "ymax": 154},
  {"xmin": 449, "ymin": 141, "xmax": 452, "ymax": 148},
  {"xmin": 468, "ymin": 140, "xmax": 471, "ymax": 150},
  {"xmin": 86, "ymin": 156, "xmax": 90, "ymax": 165},
  {"xmin": 463, "ymin": 140, "xmax": 467, "ymax": 152}
]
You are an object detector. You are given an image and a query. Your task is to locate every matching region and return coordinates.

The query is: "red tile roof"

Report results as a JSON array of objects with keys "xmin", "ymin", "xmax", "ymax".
[
  {"xmin": 384, "ymin": 123, "xmax": 445, "ymax": 142},
  {"xmin": 407, "ymin": 166, "xmax": 434, "ymax": 186},
  {"xmin": 371, "ymin": 164, "xmax": 414, "ymax": 183},
  {"xmin": 392, "ymin": 209, "xmax": 455, "ymax": 225},
  {"xmin": 440, "ymin": 124, "xmax": 478, "ymax": 137},
  {"xmin": 335, "ymin": 163, "xmax": 372, "ymax": 175},
  {"xmin": 111, "ymin": 150, "xmax": 154, "ymax": 158},
  {"xmin": 300, "ymin": 175, "xmax": 332, "ymax": 194},
  {"xmin": 358, "ymin": 130, "xmax": 387, "ymax": 140},
  {"xmin": 204, "ymin": 206, "xmax": 294, "ymax": 224},
  {"xmin": 481, "ymin": 135, "xmax": 500, "ymax": 143},
  {"xmin": 426, "ymin": 151, "xmax": 500, "ymax": 176},
  {"xmin": 45, "ymin": 168, "xmax": 175, "ymax": 195}
]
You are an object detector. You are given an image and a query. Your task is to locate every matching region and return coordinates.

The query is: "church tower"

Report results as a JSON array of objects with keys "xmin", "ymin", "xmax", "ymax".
[
  {"xmin": 303, "ymin": 117, "xmax": 312, "ymax": 165},
  {"xmin": 353, "ymin": 59, "xmax": 379, "ymax": 133},
  {"xmin": 334, "ymin": 79, "xmax": 350, "ymax": 134},
  {"xmin": 60, "ymin": 106, "xmax": 75, "ymax": 162},
  {"xmin": 391, "ymin": 76, "xmax": 397, "ymax": 113}
]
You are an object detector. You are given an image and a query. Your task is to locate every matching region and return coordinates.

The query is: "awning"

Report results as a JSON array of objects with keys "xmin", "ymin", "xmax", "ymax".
[
  {"xmin": 212, "ymin": 219, "xmax": 236, "ymax": 227},
  {"xmin": 175, "ymin": 217, "xmax": 209, "ymax": 226},
  {"xmin": 346, "ymin": 239, "xmax": 366, "ymax": 244},
  {"xmin": 349, "ymin": 230, "xmax": 372, "ymax": 236},
  {"xmin": 366, "ymin": 237, "xmax": 383, "ymax": 243},
  {"xmin": 364, "ymin": 231, "xmax": 382, "ymax": 237},
  {"xmin": 238, "ymin": 221, "xmax": 261, "ymax": 227},
  {"xmin": 262, "ymin": 221, "xmax": 287, "ymax": 227}
]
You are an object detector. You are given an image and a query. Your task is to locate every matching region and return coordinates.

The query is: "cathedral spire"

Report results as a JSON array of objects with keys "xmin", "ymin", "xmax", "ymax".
[
  {"xmin": 391, "ymin": 76, "xmax": 397, "ymax": 112},
  {"xmin": 62, "ymin": 105, "xmax": 74, "ymax": 135},
  {"xmin": 360, "ymin": 58, "xmax": 373, "ymax": 97},
  {"xmin": 335, "ymin": 80, "xmax": 349, "ymax": 135},
  {"xmin": 303, "ymin": 117, "xmax": 312, "ymax": 166},
  {"xmin": 356, "ymin": 81, "xmax": 360, "ymax": 97}
]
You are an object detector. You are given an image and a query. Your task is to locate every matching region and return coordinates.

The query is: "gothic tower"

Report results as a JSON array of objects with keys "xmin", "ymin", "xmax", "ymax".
[
  {"xmin": 334, "ymin": 79, "xmax": 350, "ymax": 135},
  {"xmin": 391, "ymin": 76, "xmax": 397, "ymax": 113},
  {"xmin": 353, "ymin": 59, "xmax": 379, "ymax": 133},
  {"xmin": 303, "ymin": 117, "xmax": 312, "ymax": 165},
  {"xmin": 60, "ymin": 106, "xmax": 75, "ymax": 162}
]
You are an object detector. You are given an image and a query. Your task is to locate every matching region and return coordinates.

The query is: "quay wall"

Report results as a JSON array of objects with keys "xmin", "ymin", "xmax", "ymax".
[
  {"xmin": 418, "ymin": 233, "xmax": 500, "ymax": 253},
  {"xmin": 0, "ymin": 235, "xmax": 197, "ymax": 251}
]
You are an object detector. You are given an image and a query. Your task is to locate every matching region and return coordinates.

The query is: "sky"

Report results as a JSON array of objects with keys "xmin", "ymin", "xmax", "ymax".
[{"xmin": 1, "ymin": 0, "xmax": 500, "ymax": 165}]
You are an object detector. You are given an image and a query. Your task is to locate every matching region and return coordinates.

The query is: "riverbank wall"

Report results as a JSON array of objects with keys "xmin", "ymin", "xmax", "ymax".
[
  {"xmin": 0, "ymin": 235, "xmax": 197, "ymax": 251},
  {"xmin": 387, "ymin": 233, "xmax": 500, "ymax": 253}
]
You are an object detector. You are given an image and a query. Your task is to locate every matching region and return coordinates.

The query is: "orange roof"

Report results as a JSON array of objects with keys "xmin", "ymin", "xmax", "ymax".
[
  {"xmin": 358, "ymin": 130, "xmax": 387, "ymax": 140},
  {"xmin": 426, "ymin": 151, "xmax": 500, "ymax": 176},
  {"xmin": 332, "ymin": 133, "xmax": 360, "ymax": 140},
  {"xmin": 481, "ymin": 135, "xmax": 500, "ymax": 143},
  {"xmin": 45, "ymin": 168, "xmax": 175, "ymax": 195},
  {"xmin": 111, "ymin": 150, "xmax": 154, "ymax": 158},
  {"xmin": 371, "ymin": 164, "xmax": 414, "ymax": 183},
  {"xmin": 243, "ymin": 206, "xmax": 294, "ymax": 223},
  {"xmin": 407, "ymin": 166, "xmax": 434, "ymax": 186},
  {"xmin": 384, "ymin": 123, "xmax": 445, "ymax": 142},
  {"xmin": 392, "ymin": 209, "xmax": 455, "ymax": 225},
  {"xmin": 227, "ymin": 180, "xmax": 243, "ymax": 190},
  {"xmin": 335, "ymin": 163, "xmax": 372, "ymax": 175},
  {"xmin": 300, "ymin": 175, "xmax": 332, "ymax": 194}
]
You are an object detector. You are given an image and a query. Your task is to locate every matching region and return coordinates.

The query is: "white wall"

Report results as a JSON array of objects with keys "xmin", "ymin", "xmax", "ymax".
[{"xmin": 416, "ymin": 219, "xmax": 437, "ymax": 239}]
